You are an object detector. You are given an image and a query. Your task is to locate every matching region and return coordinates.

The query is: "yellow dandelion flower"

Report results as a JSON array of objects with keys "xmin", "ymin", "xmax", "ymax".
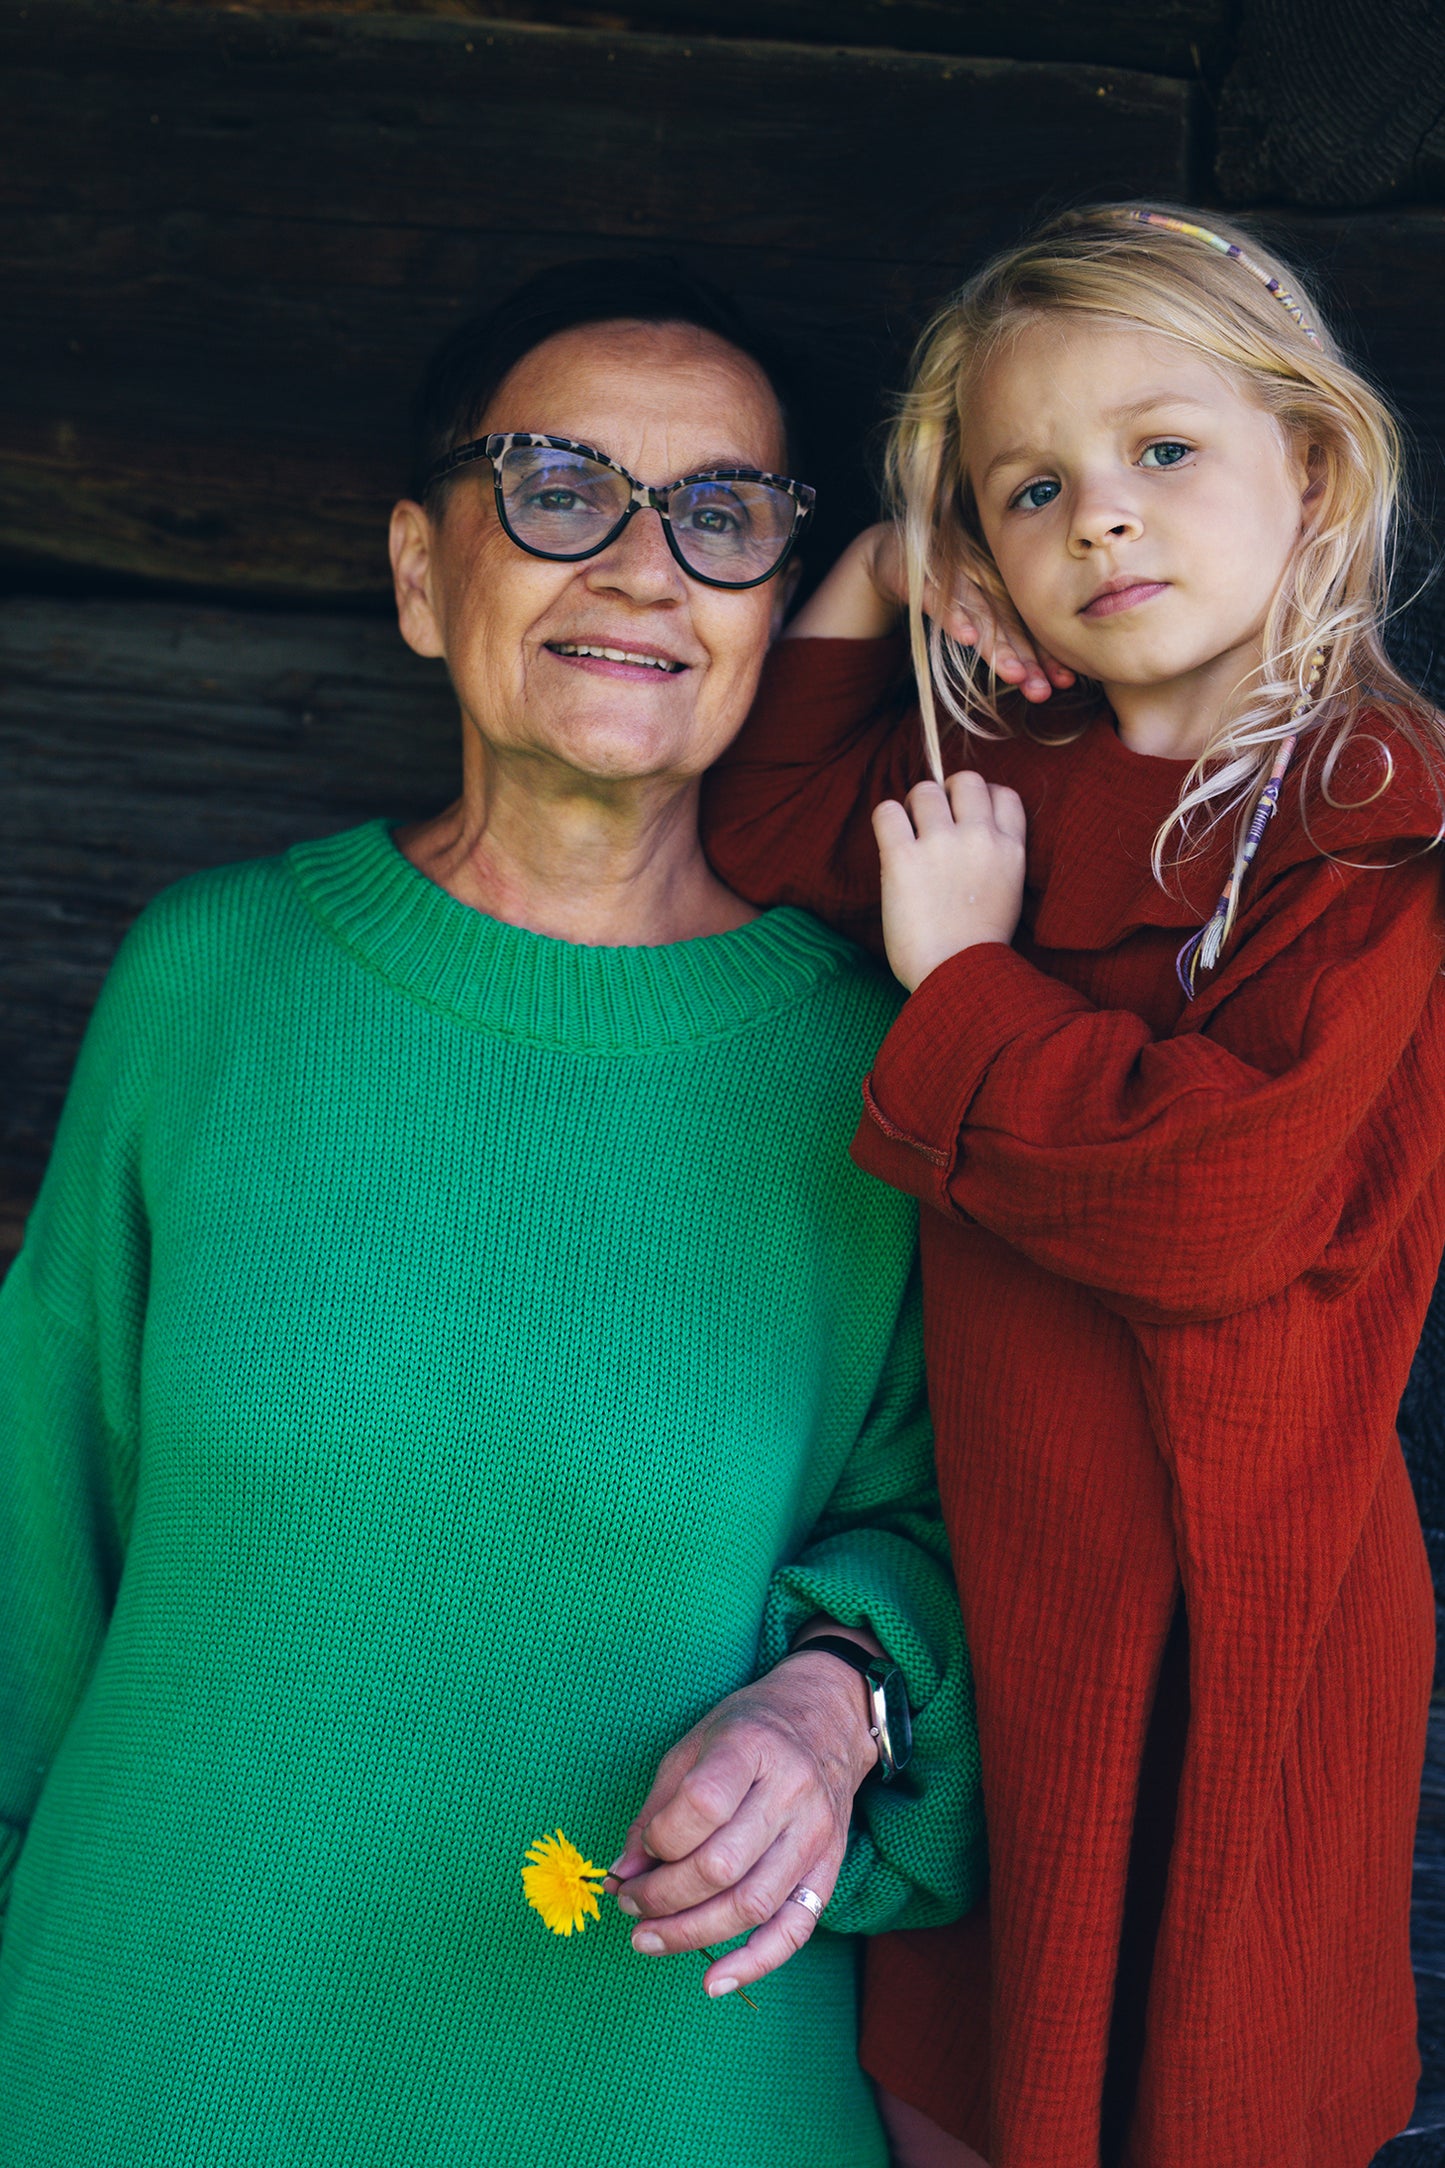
[{"xmin": 522, "ymin": 1829, "xmax": 610, "ymax": 1936}]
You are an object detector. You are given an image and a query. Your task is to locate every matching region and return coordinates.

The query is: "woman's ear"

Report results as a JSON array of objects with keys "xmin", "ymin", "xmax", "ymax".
[
  {"xmin": 390, "ymin": 499, "xmax": 446, "ymax": 660},
  {"xmin": 768, "ymin": 557, "xmax": 805, "ymax": 639}
]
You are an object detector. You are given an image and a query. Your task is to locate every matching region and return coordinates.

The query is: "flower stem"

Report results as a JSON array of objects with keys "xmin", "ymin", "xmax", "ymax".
[{"xmin": 701, "ymin": 1950, "xmax": 759, "ymax": 2010}]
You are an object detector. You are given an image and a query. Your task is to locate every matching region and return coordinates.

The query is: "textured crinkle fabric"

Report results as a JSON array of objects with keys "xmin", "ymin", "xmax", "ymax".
[
  {"xmin": 0, "ymin": 819, "xmax": 984, "ymax": 2168},
  {"xmin": 703, "ymin": 634, "xmax": 1445, "ymax": 2168}
]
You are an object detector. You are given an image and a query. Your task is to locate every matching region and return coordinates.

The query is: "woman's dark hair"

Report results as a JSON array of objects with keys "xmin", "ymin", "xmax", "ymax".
[{"xmin": 410, "ymin": 257, "xmax": 805, "ymax": 505}]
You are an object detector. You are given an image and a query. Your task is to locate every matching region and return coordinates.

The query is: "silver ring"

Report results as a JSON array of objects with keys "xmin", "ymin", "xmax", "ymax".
[{"xmin": 786, "ymin": 1884, "xmax": 824, "ymax": 1921}]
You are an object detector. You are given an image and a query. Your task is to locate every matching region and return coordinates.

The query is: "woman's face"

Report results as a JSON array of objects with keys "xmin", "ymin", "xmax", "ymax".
[{"xmin": 391, "ymin": 320, "xmax": 791, "ymax": 788}]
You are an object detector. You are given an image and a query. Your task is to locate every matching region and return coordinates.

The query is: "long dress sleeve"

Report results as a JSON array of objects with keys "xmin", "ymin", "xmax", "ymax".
[
  {"xmin": 759, "ymin": 1264, "xmax": 984, "ymax": 1936},
  {"xmin": 703, "ymin": 634, "xmax": 917, "ymax": 954},
  {"xmin": 855, "ymin": 850, "xmax": 1445, "ymax": 1324}
]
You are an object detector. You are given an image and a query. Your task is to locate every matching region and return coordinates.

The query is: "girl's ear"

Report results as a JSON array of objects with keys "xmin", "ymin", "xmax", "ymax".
[{"xmin": 1299, "ymin": 440, "xmax": 1328, "ymax": 524}]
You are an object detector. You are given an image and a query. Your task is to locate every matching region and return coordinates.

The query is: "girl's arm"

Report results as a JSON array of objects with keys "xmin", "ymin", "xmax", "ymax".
[
  {"xmin": 858, "ymin": 806, "xmax": 1445, "ymax": 1323},
  {"xmin": 702, "ymin": 528, "xmax": 1067, "ymax": 950},
  {"xmin": 703, "ymin": 533, "xmax": 921, "ymax": 952}
]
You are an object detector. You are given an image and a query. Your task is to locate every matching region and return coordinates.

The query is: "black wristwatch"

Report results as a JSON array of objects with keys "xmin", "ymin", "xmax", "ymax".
[{"xmin": 784, "ymin": 1633, "xmax": 913, "ymax": 1782}]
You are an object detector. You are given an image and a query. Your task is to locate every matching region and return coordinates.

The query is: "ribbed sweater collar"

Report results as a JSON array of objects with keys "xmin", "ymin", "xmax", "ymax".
[{"xmin": 289, "ymin": 819, "xmax": 854, "ymax": 1051}]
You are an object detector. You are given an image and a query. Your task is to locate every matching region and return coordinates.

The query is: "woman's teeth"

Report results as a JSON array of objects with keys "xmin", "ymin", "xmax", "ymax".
[{"xmin": 550, "ymin": 643, "xmax": 683, "ymax": 672}]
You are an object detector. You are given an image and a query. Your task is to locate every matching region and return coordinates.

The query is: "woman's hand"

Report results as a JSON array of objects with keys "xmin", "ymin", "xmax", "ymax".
[
  {"xmin": 874, "ymin": 771, "xmax": 1027, "ymax": 992},
  {"xmin": 605, "ymin": 1650, "xmax": 879, "ymax": 1998},
  {"xmin": 788, "ymin": 523, "xmax": 1074, "ymax": 707}
]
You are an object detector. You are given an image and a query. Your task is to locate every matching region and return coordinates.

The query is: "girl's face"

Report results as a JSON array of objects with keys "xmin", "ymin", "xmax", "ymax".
[{"xmin": 966, "ymin": 315, "xmax": 1314, "ymax": 709}]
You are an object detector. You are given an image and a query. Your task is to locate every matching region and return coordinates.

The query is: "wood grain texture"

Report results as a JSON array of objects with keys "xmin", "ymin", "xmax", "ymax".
[
  {"xmin": 199, "ymin": 0, "xmax": 1236, "ymax": 76},
  {"xmin": 1217, "ymin": 0, "xmax": 1445, "ymax": 209},
  {"xmin": 0, "ymin": 2, "xmax": 1195, "ymax": 599},
  {"xmin": 0, "ymin": 595, "xmax": 460, "ymax": 1254}
]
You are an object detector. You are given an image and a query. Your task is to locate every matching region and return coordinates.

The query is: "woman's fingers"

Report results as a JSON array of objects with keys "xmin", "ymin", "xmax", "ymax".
[
  {"xmin": 700, "ymin": 1858, "xmax": 841, "ymax": 1996},
  {"xmin": 605, "ymin": 1734, "xmax": 708, "ymax": 1884},
  {"xmin": 620, "ymin": 1770, "xmax": 781, "ymax": 1923},
  {"xmin": 629, "ymin": 1831, "xmax": 844, "ymax": 1993},
  {"xmin": 626, "ymin": 1827, "xmax": 815, "ymax": 1959},
  {"xmin": 636, "ymin": 1733, "xmax": 761, "ymax": 1877}
]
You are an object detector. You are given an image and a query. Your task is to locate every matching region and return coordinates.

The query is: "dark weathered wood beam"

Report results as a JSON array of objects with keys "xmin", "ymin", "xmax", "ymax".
[
  {"xmin": 1218, "ymin": 0, "xmax": 1445, "ymax": 208},
  {"xmin": 0, "ymin": 2, "xmax": 1196, "ymax": 601},
  {"xmin": 193, "ymin": 0, "xmax": 1237, "ymax": 77}
]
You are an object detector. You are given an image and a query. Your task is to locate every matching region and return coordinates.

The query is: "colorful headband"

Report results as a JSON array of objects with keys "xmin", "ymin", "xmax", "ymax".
[
  {"xmin": 1124, "ymin": 209, "xmax": 1321, "ymax": 347},
  {"xmin": 1176, "ymin": 646, "xmax": 1328, "ymax": 996}
]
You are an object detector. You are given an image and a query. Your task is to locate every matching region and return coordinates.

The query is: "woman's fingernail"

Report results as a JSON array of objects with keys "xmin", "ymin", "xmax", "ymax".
[
  {"xmin": 615, "ymin": 1892, "xmax": 639, "ymax": 1916},
  {"xmin": 606, "ymin": 1855, "xmax": 625, "ymax": 1875},
  {"xmin": 708, "ymin": 1976, "xmax": 740, "ymax": 1998},
  {"xmin": 632, "ymin": 1931, "xmax": 664, "ymax": 1954}
]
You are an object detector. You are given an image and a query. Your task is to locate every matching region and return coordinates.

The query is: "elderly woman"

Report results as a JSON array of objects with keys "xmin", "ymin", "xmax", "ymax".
[{"xmin": 0, "ymin": 264, "xmax": 983, "ymax": 2167}]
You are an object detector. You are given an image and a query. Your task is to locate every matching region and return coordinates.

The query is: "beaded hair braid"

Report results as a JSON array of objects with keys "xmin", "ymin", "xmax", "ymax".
[
  {"xmin": 1175, "ymin": 647, "xmax": 1327, "ymax": 996},
  {"xmin": 1122, "ymin": 210, "xmax": 1326, "ymax": 992}
]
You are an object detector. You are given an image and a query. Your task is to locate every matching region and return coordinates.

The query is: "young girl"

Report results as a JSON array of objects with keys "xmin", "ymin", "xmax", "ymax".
[{"xmin": 703, "ymin": 204, "xmax": 1445, "ymax": 2168}]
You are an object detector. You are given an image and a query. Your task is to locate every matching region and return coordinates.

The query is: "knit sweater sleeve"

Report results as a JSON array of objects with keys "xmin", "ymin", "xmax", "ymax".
[
  {"xmin": 854, "ymin": 850, "xmax": 1445, "ymax": 1324},
  {"xmin": 0, "ymin": 925, "xmax": 155, "ymax": 1926},
  {"xmin": 758, "ymin": 1263, "xmax": 984, "ymax": 1935}
]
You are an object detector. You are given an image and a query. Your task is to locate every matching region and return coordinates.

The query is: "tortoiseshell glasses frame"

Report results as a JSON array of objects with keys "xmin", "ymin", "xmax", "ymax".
[{"xmin": 422, "ymin": 431, "xmax": 815, "ymax": 590}]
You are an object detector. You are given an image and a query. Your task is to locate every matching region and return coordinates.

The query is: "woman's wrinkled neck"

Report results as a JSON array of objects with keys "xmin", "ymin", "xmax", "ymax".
[{"xmin": 396, "ymin": 726, "xmax": 758, "ymax": 948}]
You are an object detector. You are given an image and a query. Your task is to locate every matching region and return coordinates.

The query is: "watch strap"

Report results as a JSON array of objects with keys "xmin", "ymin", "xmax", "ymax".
[{"xmin": 788, "ymin": 1633, "xmax": 883, "ymax": 1680}]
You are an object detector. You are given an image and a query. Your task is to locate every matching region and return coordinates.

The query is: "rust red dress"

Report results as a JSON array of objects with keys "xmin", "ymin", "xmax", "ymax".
[{"xmin": 702, "ymin": 634, "xmax": 1445, "ymax": 2168}]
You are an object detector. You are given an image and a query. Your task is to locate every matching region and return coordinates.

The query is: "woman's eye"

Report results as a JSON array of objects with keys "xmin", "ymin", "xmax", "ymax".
[
  {"xmin": 1008, "ymin": 478, "xmax": 1061, "ymax": 513},
  {"xmin": 679, "ymin": 497, "xmax": 746, "ymax": 537},
  {"xmin": 1140, "ymin": 440, "xmax": 1192, "ymax": 469},
  {"xmin": 530, "ymin": 487, "xmax": 583, "ymax": 511}
]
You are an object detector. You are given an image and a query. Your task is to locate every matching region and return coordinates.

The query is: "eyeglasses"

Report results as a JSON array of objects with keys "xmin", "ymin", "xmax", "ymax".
[{"xmin": 423, "ymin": 432, "xmax": 815, "ymax": 590}]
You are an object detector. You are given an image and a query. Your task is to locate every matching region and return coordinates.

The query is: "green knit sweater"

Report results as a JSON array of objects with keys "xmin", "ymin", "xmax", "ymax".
[{"xmin": 0, "ymin": 821, "xmax": 983, "ymax": 2168}]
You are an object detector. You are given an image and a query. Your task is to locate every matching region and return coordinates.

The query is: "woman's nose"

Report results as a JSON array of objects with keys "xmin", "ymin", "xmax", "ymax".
[{"xmin": 584, "ymin": 506, "xmax": 688, "ymax": 602}]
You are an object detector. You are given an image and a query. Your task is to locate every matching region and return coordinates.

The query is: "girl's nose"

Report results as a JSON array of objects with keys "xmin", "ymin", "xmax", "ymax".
[{"xmin": 1069, "ymin": 499, "xmax": 1144, "ymax": 554}]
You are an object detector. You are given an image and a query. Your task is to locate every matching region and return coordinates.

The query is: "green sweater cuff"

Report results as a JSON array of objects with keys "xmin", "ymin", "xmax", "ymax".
[{"xmin": 761, "ymin": 1531, "xmax": 986, "ymax": 1936}]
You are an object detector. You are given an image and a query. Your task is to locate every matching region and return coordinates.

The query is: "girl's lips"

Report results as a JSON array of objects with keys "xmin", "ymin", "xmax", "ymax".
[{"xmin": 1080, "ymin": 580, "xmax": 1170, "ymax": 620}]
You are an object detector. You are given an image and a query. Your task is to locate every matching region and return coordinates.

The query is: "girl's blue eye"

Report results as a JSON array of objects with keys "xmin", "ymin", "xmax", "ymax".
[
  {"xmin": 1010, "ymin": 478, "xmax": 1061, "ymax": 512},
  {"xmin": 1140, "ymin": 440, "xmax": 1192, "ymax": 469}
]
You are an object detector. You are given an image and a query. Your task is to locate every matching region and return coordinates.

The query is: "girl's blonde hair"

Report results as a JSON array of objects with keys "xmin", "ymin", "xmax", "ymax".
[{"xmin": 885, "ymin": 200, "xmax": 1440, "ymax": 935}]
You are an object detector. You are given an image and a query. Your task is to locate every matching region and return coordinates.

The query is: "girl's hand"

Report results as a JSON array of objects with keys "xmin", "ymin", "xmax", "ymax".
[
  {"xmin": 604, "ymin": 1651, "xmax": 878, "ymax": 1998},
  {"xmin": 866, "ymin": 525, "xmax": 1073, "ymax": 704},
  {"xmin": 874, "ymin": 771, "xmax": 1027, "ymax": 992},
  {"xmin": 789, "ymin": 523, "xmax": 1074, "ymax": 706}
]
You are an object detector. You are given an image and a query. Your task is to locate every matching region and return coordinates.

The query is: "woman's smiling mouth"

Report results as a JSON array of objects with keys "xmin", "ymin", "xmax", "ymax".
[
  {"xmin": 1079, "ymin": 579, "xmax": 1170, "ymax": 620},
  {"xmin": 546, "ymin": 640, "xmax": 687, "ymax": 674}
]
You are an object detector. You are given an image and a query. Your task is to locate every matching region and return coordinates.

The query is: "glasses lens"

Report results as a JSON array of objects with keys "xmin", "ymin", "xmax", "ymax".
[
  {"xmin": 496, "ymin": 445, "xmax": 630, "ymax": 558},
  {"xmin": 666, "ymin": 478, "xmax": 798, "ymax": 583}
]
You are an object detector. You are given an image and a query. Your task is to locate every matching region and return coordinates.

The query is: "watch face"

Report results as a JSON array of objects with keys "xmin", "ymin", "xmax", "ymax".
[
  {"xmin": 875, "ymin": 1666, "xmax": 913, "ymax": 1774},
  {"xmin": 885, "ymin": 1672, "xmax": 914, "ymax": 1768}
]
